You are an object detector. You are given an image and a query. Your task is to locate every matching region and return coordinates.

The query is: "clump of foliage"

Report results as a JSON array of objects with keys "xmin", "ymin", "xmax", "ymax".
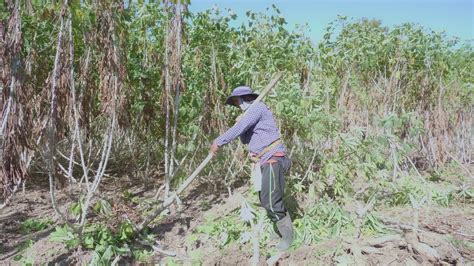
[{"xmin": 20, "ymin": 218, "xmax": 53, "ymax": 234}]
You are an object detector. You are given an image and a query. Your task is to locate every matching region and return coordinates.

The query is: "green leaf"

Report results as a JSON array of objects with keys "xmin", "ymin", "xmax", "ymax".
[
  {"xmin": 84, "ymin": 235, "xmax": 95, "ymax": 249},
  {"xmin": 101, "ymin": 245, "xmax": 114, "ymax": 263}
]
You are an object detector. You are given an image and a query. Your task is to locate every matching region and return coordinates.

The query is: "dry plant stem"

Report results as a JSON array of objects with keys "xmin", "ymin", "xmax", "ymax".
[
  {"xmin": 138, "ymin": 153, "xmax": 213, "ymax": 231},
  {"xmin": 169, "ymin": 0, "xmax": 183, "ymax": 192},
  {"xmin": 66, "ymin": 130, "xmax": 77, "ymax": 183},
  {"xmin": 69, "ymin": 17, "xmax": 90, "ymax": 190},
  {"xmin": 132, "ymin": 223, "xmax": 178, "ymax": 257},
  {"xmin": 0, "ymin": 76, "xmax": 14, "ymax": 136},
  {"xmin": 144, "ymin": 136, "xmax": 151, "ymax": 180},
  {"xmin": 186, "ymin": 140, "xmax": 202, "ymax": 172},
  {"xmin": 0, "ymin": 1, "xmax": 19, "ymax": 133},
  {"xmin": 152, "ymin": 244, "xmax": 177, "ymax": 257},
  {"xmin": 66, "ymin": 16, "xmax": 77, "ymax": 184},
  {"xmin": 169, "ymin": 153, "xmax": 188, "ymax": 182},
  {"xmin": 406, "ymin": 155, "xmax": 428, "ymax": 185},
  {"xmin": 110, "ymin": 255, "xmax": 120, "ymax": 266},
  {"xmin": 79, "ymin": 81, "xmax": 117, "ymax": 230},
  {"xmin": 302, "ymin": 146, "xmax": 318, "ymax": 182},
  {"xmin": 0, "ymin": 0, "xmax": 22, "ymax": 208},
  {"xmin": 446, "ymin": 237, "xmax": 465, "ymax": 264},
  {"xmin": 78, "ymin": 7, "xmax": 121, "ymax": 233},
  {"xmin": 250, "ymin": 215, "xmax": 263, "ymax": 265},
  {"xmin": 0, "ymin": 184, "xmax": 18, "ymax": 209},
  {"xmin": 337, "ymin": 69, "xmax": 351, "ymax": 109},
  {"xmin": 48, "ymin": 0, "xmax": 69, "ymax": 223},
  {"xmin": 175, "ymin": 153, "xmax": 213, "ymax": 195},
  {"xmin": 71, "ymin": 138, "xmax": 90, "ymax": 189},
  {"xmin": 153, "ymin": 184, "xmax": 165, "ymax": 200},
  {"xmin": 78, "ymin": 96, "xmax": 116, "ymax": 234},
  {"xmin": 252, "ymin": 72, "xmax": 283, "ymax": 103},
  {"xmin": 163, "ymin": 18, "xmax": 171, "ymax": 198},
  {"xmin": 56, "ymin": 151, "xmax": 114, "ymax": 180},
  {"xmin": 223, "ymin": 146, "xmax": 239, "ymax": 194},
  {"xmin": 445, "ymin": 150, "xmax": 473, "ymax": 178}
]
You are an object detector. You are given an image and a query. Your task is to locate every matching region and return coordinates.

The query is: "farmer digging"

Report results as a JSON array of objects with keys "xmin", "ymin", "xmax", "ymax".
[{"xmin": 210, "ymin": 86, "xmax": 293, "ymax": 250}]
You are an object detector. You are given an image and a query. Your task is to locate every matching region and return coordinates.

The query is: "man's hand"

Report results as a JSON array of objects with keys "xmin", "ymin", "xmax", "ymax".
[{"xmin": 210, "ymin": 143, "xmax": 219, "ymax": 156}]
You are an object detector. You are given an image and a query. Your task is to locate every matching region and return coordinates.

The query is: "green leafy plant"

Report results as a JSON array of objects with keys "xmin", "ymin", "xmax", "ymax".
[
  {"xmin": 50, "ymin": 225, "xmax": 80, "ymax": 249},
  {"xmin": 293, "ymin": 199, "xmax": 352, "ymax": 245},
  {"xmin": 196, "ymin": 215, "xmax": 245, "ymax": 247},
  {"xmin": 93, "ymin": 199, "xmax": 112, "ymax": 216},
  {"xmin": 12, "ymin": 239, "xmax": 35, "ymax": 264},
  {"xmin": 133, "ymin": 249, "xmax": 153, "ymax": 262},
  {"xmin": 20, "ymin": 218, "xmax": 53, "ymax": 234}
]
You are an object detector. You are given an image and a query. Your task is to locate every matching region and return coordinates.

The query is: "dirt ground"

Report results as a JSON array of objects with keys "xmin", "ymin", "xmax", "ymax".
[
  {"xmin": 1, "ymin": 175, "xmax": 473, "ymax": 265},
  {"xmin": 150, "ymin": 196, "xmax": 474, "ymax": 265}
]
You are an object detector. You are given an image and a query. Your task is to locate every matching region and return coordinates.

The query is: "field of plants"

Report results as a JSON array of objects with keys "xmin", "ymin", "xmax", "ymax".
[{"xmin": 0, "ymin": 1, "xmax": 473, "ymax": 265}]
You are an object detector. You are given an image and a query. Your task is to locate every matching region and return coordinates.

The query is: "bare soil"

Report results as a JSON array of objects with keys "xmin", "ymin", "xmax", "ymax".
[{"xmin": 1, "ymin": 175, "xmax": 473, "ymax": 265}]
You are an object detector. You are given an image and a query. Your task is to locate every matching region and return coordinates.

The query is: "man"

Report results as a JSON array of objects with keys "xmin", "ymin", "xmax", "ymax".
[{"xmin": 210, "ymin": 86, "xmax": 294, "ymax": 250}]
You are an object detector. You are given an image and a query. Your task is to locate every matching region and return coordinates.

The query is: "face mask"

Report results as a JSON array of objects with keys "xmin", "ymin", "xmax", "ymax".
[{"xmin": 239, "ymin": 99, "xmax": 252, "ymax": 111}]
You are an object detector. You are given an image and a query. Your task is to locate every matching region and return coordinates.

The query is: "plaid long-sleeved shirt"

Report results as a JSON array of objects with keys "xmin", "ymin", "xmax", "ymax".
[{"xmin": 213, "ymin": 102, "xmax": 286, "ymax": 164}]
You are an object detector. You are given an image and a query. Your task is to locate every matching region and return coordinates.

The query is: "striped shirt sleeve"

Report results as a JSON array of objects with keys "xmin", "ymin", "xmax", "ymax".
[{"xmin": 213, "ymin": 105, "xmax": 262, "ymax": 147}]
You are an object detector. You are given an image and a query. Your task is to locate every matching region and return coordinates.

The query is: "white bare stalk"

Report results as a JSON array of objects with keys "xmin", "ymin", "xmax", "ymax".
[
  {"xmin": 138, "ymin": 153, "xmax": 213, "ymax": 231},
  {"xmin": 153, "ymin": 184, "xmax": 166, "ymax": 200},
  {"xmin": 58, "ymin": 162, "xmax": 70, "ymax": 177},
  {"xmin": 110, "ymin": 255, "xmax": 121, "ymax": 266},
  {"xmin": 169, "ymin": 0, "xmax": 182, "ymax": 191},
  {"xmin": 78, "ymin": 9, "xmax": 120, "ymax": 232},
  {"xmin": 66, "ymin": 131, "xmax": 77, "ymax": 183},
  {"xmin": 224, "ymin": 147, "xmax": 239, "ymax": 194},
  {"xmin": 0, "ymin": 76, "xmax": 15, "ymax": 137},
  {"xmin": 78, "ymin": 78, "xmax": 117, "ymax": 230},
  {"xmin": 0, "ymin": 0, "xmax": 20, "ymax": 138},
  {"xmin": 66, "ymin": 16, "xmax": 77, "ymax": 184},
  {"xmin": 68, "ymin": 32, "xmax": 91, "ymax": 190},
  {"xmin": 302, "ymin": 145, "xmax": 318, "ymax": 183},
  {"xmin": 405, "ymin": 153, "xmax": 428, "ymax": 185},
  {"xmin": 57, "ymin": 150, "xmax": 111, "ymax": 178},
  {"xmin": 250, "ymin": 215, "xmax": 263, "ymax": 265},
  {"xmin": 75, "ymin": 135, "xmax": 90, "ymax": 189},
  {"xmin": 169, "ymin": 152, "xmax": 188, "ymax": 181},
  {"xmin": 78, "ymin": 46, "xmax": 90, "ymax": 117},
  {"xmin": 48, "ymin": 0, "xmax": 69, "ymax": 222},
  {"xmin": 186, "ymin": 138, "xmax": 202, "ymax": 172},
  {"xmin": 75, "ymin": 134, "xmax": 90, "ymax": 189},
  {"xmin": 445, "ymin": 150, "xmax": 473, "ymax": 178},
  {"xmin": 164, "ymin": 20, "xmax": 171, "ymax": 197},
  {"xmin": 0, "ymin": 184, "xmax": 18, "ymax": 210}
]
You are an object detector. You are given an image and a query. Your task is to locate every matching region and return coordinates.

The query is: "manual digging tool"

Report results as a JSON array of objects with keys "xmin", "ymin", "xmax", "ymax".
[{"xmin": 136, "ymin": 72, "xmax": 284, "ymax": 232}]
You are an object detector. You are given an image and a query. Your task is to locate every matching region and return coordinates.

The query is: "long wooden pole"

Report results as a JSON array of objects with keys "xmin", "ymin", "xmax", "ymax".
[{"xmin": 137, "ymin": 72, "xmax": 283, "ymax": 231}]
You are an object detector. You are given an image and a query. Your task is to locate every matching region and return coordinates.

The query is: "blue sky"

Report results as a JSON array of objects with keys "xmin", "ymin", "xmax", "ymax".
[{"xmin": 188, "ymin": 0, "xmax": 474, "ymax": 43}]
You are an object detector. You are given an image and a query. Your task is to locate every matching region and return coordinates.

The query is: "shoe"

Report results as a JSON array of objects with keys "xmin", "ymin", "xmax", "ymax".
[{"xmin": 275, "ymin": 213, "xmax": 294, "ymax": 251}]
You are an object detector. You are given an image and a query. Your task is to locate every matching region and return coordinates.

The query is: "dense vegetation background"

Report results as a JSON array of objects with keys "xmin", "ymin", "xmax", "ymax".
[{"xmin": 1, "ymin": 0, "xmax": 472, "ymax": 264}]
